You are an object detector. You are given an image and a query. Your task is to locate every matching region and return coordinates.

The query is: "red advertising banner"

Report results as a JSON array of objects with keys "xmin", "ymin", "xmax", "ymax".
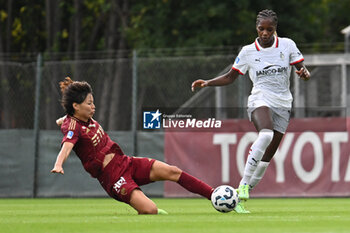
[{"xmin": 164, "ymin": 117, "xmax": 350, "ymax": 197}]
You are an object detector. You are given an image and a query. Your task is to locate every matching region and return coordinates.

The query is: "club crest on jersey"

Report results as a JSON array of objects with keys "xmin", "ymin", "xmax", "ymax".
[
  {"xmin": 82, "ymin": 126, "xmax": 90, "ymax": 133},
  {"xmin": 67, "ymin": 131, "xmax": 74, "ymax": 139},
  {"xmin": 280, "ymin": 52, "xmax": 285, "ymax": 60}
]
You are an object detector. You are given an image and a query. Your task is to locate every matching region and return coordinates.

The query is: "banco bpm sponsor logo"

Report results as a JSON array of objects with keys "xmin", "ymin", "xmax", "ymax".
[
  {"xmin": 143, "ymin": 109, "xmax": 222, "ymax": 129},
  {"xmin": 256, "ymin": 65, "xmax": 288, "ymax": 77}
]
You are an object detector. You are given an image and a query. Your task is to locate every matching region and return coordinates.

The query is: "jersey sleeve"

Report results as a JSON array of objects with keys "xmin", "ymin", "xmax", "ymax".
[
  {"xmin": 232, "ymin": 47, "xmax": 249, "ymax": 75},
  {"xmin": 288, "ymin": 39, "xmax": 304, "ymax": 65},
  {"xmin": 61, "ymin": 120, "xmax": 80, "ymax": 145}
]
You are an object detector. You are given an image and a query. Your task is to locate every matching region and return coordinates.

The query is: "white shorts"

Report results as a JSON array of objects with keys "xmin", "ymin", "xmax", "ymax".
[{"xmin": 247, "ymin": 97, "xmax": 291, "ymax": 134}]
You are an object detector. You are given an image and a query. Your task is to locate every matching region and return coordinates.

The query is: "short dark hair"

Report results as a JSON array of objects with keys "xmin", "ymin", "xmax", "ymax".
[
  {"xmin": 256, "ymin": 9, "xmax": 278, "ymax": 27},
  {"xmin": 59, "ymin": 77, "xmax": 92, "ymax": 116}
]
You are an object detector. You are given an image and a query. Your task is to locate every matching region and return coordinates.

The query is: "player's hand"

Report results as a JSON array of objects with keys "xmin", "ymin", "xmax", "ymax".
[
  {"xmin": 51, "ymin": 165, "xmax": 64, "ymax": 174},
  {"xmin": 191, "ymin": 79, "xmax": 209, "ymax": 92},
  {"xmin": 56, "ymin": 115, "xmax": 66, "ymax": 126},
  {"xmin": 296, "ymin": 67, "xmax": 310, "ymax": 81}
]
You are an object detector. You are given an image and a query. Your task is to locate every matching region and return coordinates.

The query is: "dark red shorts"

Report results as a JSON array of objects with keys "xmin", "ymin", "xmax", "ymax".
[{"xmin": 98, "ymin": 154, "xmax": 155, "ymax": 204}]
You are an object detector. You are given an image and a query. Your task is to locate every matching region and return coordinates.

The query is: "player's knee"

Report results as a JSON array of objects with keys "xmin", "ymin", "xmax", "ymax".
[
  {"xmin": 169, "ymin": 165, "xmax": 182, "ymax": 178},
  {"xmin": 259, "ymin": 129, "xmax": 274, "ymax": 146},
  {"xmin": 162, "ymin": 165, "xmax": 182, "ymax": 181}
]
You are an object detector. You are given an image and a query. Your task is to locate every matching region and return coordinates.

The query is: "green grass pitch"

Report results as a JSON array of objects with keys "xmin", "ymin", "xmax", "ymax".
[{"xmin": 1, "ymin": 198, "xmax": 349, "ymax": 233}]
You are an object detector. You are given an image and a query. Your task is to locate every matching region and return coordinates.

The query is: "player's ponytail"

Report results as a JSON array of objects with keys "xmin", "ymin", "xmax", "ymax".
[
  {"xmin": 59, "ymin": 77, "xmax": 93, "ymax": 116},
  {"xmin": 59, "ymin": 77, "xmax": 74, "ymax": 93}
]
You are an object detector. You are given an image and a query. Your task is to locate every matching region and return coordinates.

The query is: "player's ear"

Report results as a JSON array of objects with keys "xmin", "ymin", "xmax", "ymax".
[{"xmin": 73, "ymin": 103, "xmax": 79, "ymax": 112}]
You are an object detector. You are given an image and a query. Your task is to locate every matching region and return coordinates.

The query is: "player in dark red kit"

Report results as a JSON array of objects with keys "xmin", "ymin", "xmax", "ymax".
[{"xmin": 51, "ymin": 77, "xmax": 214, "ymax": 215}]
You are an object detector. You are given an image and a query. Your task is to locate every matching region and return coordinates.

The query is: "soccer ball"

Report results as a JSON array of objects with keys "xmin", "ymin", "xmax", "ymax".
[{"xmin": 211, "ymin": 185, "xmax": 239, "ymax": 213}]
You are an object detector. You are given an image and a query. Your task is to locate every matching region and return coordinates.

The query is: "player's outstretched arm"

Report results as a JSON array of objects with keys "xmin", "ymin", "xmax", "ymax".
[
  {"xmin": 294, "ymin": 62, "xmax": 310, "ymax": 81},
  {"xmin": 51, "ymin": 142, "xmax": 74, "ymax": 174},
  {"xmin": 191, "ymin": 69, "xmax": 240, "ymax": 92}
]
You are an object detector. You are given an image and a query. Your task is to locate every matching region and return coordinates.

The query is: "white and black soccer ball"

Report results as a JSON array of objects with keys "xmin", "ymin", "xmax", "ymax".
[{"xmin": 211, "ymin": 185, "xmax": 239, "ymax": 213}]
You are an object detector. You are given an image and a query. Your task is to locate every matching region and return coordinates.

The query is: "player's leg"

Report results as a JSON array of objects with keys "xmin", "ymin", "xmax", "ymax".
[
  {"xmin": 149, "ymin": 160, "xmax": 213, "ymax": 200},
  {"xmin": 238, "ymin": 106, "xmax": 274, "ymax": 200},
  {"xmin": 249, "ymin": 130, "xmax": 284, "ymax": 189},
  {"xmin": 248, "ymin": 108, "xmax": 290, "ymax": 190},
  {"xmin": 149, "ymin": 160, "xmax": 182, "ymax": 181},
  {"xmin": 251, "ymin": 106, "xmax": 274, "ymax": 131},
  {"xmin": 262, "ymin": 130, "xmax": 284, "ymax": 162},
  {"xmin": 108, "ymin": 173, "xmax": 166, "ymax": 215},
  {"xmin": 129, "ymin": 189, "xmax": 158, "ymax": 214}
]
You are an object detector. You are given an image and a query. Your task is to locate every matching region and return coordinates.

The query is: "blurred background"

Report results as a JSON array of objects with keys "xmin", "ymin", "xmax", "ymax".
[{"xmin": 0, "ymin": 0, "xmax": 349, "ymax": 198}]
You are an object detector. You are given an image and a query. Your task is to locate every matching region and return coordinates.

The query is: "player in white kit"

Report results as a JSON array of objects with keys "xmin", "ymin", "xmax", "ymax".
[{"xmin": 191, "ymin": 9, "xmax": 310, "ymax": 213}]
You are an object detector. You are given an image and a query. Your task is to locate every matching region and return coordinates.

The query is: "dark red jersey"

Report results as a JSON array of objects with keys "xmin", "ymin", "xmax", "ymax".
[{"xmin": 61, "ymin": 115, "xmax": 124, "ymax": 178}]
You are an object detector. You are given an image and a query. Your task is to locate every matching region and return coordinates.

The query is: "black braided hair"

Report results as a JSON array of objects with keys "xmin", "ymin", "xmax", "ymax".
[{"xmin": 256, "ymin": 9, "xmax": 278, "ymax": 27}]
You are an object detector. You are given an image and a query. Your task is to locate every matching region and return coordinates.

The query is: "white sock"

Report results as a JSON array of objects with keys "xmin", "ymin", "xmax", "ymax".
[
  {"xmin": 240, "ymin": 148, "xmax": 264, "ymax": 185},
  {"xmin": 240, "ymin": 129, "xmax": 273, "ymax": 185},
  {"xmin": 249, "ymin": 161, "xmax": 270, "ymax": 190}
]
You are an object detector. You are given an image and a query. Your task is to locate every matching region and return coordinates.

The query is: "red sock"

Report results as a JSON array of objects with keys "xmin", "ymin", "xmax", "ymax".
[{"xmin": 177, "ymin": 171, "xmax": 213, "ymax": 200}]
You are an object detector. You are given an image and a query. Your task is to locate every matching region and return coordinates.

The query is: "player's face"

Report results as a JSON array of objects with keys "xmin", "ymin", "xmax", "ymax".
[
  {"xmin": 73, "ymin": 93, "xmax": 95, "ymax": 122},
  {"xmin": 256, "ymin": 18, "xmax": 276, "ymax": 48}
]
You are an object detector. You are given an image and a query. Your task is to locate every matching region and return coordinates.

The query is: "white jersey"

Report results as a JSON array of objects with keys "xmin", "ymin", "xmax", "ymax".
[{"xmin": 232, "ymin": 36, "xmax": 304, "ymax": 109}]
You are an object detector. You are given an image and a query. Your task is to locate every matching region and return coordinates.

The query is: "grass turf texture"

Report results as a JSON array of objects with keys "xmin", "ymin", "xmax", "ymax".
[{"xmin": 1, "ymin": 198, "xmax": 349, "ymax": 233}]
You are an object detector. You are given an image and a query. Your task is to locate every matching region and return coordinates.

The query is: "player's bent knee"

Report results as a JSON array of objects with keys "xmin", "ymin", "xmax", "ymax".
[
  {"xmin": 169, "ymin": 165, "xmax": 182, "ymax": 174},
  {"xmin": 168, "ymin": 165, "xmax": 182, "ymax": 179},
  {"xmin": 259, "ymin": 129, "xmax": 274, "ymax": 145}
]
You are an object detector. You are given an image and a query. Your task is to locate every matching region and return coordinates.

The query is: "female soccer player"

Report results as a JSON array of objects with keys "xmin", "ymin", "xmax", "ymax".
[
  {"xmin": 51, "ymin": 77, "xmax": 214, "ymax": 215},
  {"xmin": 191, "ymin": 9, "xmax": 310, "ymax": 213}
]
